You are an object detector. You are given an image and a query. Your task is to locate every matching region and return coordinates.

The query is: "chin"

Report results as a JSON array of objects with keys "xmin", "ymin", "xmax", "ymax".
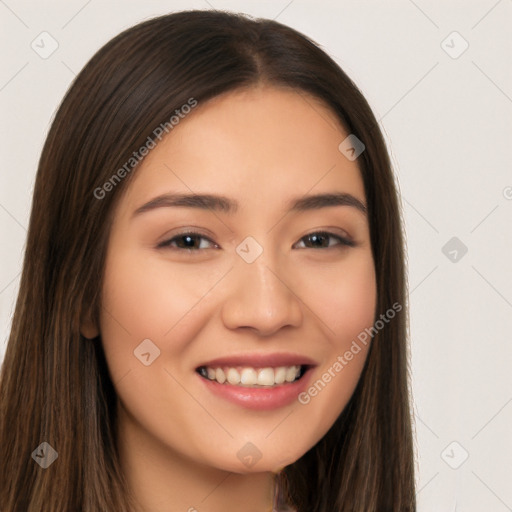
[{"xmin": 208, "ymin": 448, "xmax": 303, "ymax": 475}]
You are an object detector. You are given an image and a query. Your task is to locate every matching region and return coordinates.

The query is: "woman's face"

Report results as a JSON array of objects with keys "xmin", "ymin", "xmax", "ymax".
[{"xmin": 91, "ymin": 85, "xmax": 376, "ymax": 473}]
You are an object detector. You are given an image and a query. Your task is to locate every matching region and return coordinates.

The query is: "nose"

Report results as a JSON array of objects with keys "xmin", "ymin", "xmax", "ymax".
[{"xmin": 220, "ymin": 252, "xmax": 303, "ymax": 336}]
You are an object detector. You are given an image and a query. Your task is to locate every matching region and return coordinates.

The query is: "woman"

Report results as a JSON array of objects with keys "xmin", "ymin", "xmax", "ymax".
[{"xmin": 0, "ymin": 10, "xmax": 416, "ymax": 511}]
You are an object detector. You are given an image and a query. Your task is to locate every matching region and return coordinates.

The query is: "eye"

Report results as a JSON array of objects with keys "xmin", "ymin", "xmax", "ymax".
[
  {"xmin": 157, "ymin": 232, "xmax": 218, "ymax": 251},
  {"xmin": 156, "ymin": 230, "xmax": 355, "ymax": 252},
  {"xmin": 294, "ymin": 231, "xmax": 355, "ymax": 250}
]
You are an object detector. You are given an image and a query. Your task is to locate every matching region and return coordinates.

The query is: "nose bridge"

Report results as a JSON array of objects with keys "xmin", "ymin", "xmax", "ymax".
[{"xmin": 220, "ymin": 240, "xmax": 303, "ymax": 334}]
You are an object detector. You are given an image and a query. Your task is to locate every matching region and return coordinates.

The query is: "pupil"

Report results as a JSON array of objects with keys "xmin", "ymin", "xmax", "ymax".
[
  {"xmin": 178, "ymin": 235, "xmax": 195, "ymax": 249},
  {"xmin": 310, "ymin": 234, "xmax": 326, "ymax": 247},
  {"xmin": 182, "ymin": 235, "xmax": 196, "ymax": 248}
]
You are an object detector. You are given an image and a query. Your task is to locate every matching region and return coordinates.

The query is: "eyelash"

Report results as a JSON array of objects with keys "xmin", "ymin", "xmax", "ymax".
[{"xmin": 157, "ymin": 230, "xmax": 356, "ymax": 252}]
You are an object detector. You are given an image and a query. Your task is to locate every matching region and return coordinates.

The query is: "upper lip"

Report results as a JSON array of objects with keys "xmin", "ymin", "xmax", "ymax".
[{"xmin": 196, "ymin": 352, "xmax": 317, "ymax": 369}]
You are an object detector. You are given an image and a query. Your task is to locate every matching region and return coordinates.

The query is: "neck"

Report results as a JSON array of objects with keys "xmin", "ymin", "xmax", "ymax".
[{"xmin": 115, "ymin": 401, "xmax": 277, "ymax": 512}]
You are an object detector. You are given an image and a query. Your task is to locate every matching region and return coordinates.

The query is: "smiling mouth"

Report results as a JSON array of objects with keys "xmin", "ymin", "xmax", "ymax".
[{"xmin": 196, "ymin": 364, "xmax": 309, "ymax": 388}]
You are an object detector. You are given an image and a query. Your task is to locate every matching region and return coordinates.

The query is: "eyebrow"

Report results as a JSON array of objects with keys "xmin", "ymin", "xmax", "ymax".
[{"xmin": 131, "ymin": 192, "xmax": 367, "ymax": 218}]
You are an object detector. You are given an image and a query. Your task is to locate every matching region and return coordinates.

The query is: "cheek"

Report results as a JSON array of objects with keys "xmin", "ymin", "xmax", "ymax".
[
  {"xmin": 288, "ymin": 252, "xmax": 376, "ymax": 446},
  {"xmin": 304, "ymin": 250, "xmax": 377, "ymax": 345},
  {"xmin": 97, "ymin": 248, "xmax": 185, "ymax": 381},
  {"xmin": 97, "ymin": 248, "xmax": 222, "ymax": 454},
  {"xmin": 100, "ymin": 249, "xmax": 199, "ymax": 339},
  {"xmin": 98, "ymin": 246, "xmax": 231, "ymax": 379}
]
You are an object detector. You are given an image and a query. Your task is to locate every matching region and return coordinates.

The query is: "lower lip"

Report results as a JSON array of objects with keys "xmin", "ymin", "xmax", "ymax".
[{"xmin": 197, "ymin": 367, "xmax": 314, "ymax": 411}]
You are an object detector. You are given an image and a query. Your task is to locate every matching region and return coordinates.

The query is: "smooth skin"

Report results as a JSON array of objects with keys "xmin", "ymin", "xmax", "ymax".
[{"xmin": 82, "ymin": 85, "xmax": 377, "ymax": 512}]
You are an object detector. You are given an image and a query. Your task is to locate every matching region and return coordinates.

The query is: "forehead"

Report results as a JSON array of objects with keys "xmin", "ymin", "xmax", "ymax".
[{"xmin": 120, "ymin": 86, "xmax": 366, "ymax": 213}]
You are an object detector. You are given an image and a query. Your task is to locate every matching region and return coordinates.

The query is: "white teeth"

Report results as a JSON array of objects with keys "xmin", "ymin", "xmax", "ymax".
[
  {"xmin": 215, "ymin": 368, "xmax": 226, "ymax": 384},
  {"xmin": 201, "ymin": 365, "xmax": 303, "ymax": 387},
  {"xmin": 226, "ymin": 368, "xmax": 240, "ymax": 385},
  {"xmin": 240, "ymin": 368, "xmax": 258, "ymax": 385},
  {"xmin": 257, "ymin": 368, "xmax": 274, "ymax": 386},
  {"xmin": 274, "ymin": 367, "xmax": 286, "ymax": 384},
  {"xmin": 285, "ymin": 366, "xmax": 298, "ymax": 382}
]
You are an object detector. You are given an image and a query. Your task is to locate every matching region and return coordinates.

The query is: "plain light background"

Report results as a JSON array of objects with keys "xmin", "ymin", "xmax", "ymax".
[{"xmin": 1, "ymin": 1, "xmax": 511, "ymax": 510}]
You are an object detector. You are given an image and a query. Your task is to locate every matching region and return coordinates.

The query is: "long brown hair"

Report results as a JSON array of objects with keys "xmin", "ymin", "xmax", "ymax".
[{"xmin": 0, "ymin": 10, "xmax": 415, "ymax": 511}]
